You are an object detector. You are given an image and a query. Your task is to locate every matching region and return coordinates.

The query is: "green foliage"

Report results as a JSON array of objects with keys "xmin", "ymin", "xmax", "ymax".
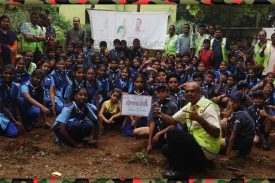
[
  {"xmin": 82, "ymin": 23, "xmax": 91, "ymax": 39},
  {"xmin": 176, "ymin": 4, "xmax": 272, "ymax": 27},
  {"xmin": 0, "ymin": 8, "xmax": 28, "ymax": 34},
  {"xmin": 175, "ymin": 19, "xmax": 191, "ymax": 35},
  {"xmin": 46, "ymin": 6, "xmax": 71, "ymax": 35}
]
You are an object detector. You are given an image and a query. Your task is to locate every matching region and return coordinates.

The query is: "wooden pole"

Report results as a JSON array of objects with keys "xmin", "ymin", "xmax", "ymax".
[{"xmin": 137, "ymin": 5, "xmax": 140, "ymax": 12}]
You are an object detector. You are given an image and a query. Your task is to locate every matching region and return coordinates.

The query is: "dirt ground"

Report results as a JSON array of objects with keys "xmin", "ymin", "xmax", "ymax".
[{"xmin": 0, "ymin": 125, "xmax": 275, "ymax": 179}]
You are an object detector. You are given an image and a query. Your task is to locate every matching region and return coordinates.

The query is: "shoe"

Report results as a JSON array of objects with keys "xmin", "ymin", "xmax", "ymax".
[
  {"xmin": 262, "ymin": 140, "xmax": 271, "ymax": 151},
  {"xmin": 162, "ymin": 169, "xmax": 190, "ymax": 179}
]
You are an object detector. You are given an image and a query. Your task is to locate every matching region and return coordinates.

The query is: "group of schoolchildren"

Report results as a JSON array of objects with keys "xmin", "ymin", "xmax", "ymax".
[{"xmin": 0, "ymin": 37, "xmax": 274, "ymax": 158}]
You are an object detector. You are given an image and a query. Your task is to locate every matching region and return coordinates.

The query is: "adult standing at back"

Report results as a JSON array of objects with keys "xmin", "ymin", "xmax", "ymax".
[
  {"xmin": 210, "ymin": 28, "xmax": 230, "ymax": 70},
  {"xmin": 176, "ymin": 24, "xmax": 195, "ymax": 59},
  {"xmin": 45, "ymin": 14, "xmax": 57, "ymax": 50},
  {"xmin": 254, "ymin": 30, "xmax": 272, "ymax": 73},
  {"xmin": 20, "ymin": 11, "xmax": 46, "ymax": 63},
  {"xmin": 193, "ymin": 24, "xmax": 210, "ymax": 57},
  {"xmin": 164, "ymin": 25, "xmax": 178, "ymax": 57},
  {"xmin": 0, "ymin": 15, "xmax": 17, "ymax": 65},
  {"xmin": 208, "ymin": 24, "xmax": 216, "ymax": 40},
  {"xmin": 65, "ymin": 17, "xmax": 86, "ymax": 48}
]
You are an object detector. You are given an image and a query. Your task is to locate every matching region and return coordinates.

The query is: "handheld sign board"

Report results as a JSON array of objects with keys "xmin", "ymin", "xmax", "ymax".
[{"xmin": 121, "ymin": 94, "xmax": 152, "ymax": 117}]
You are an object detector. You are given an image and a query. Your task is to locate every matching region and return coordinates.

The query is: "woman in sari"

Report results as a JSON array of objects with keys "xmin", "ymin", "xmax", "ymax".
[{"xmin": 0, "ymin": 15, "xmax": 18, "ymax": 65}]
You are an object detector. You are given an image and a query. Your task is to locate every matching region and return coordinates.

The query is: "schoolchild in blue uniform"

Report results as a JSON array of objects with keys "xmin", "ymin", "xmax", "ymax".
[
  {"xmin": 147, "ymin": 68, "xmax": 167, "ymax": 97},
  {"xmin": 167, "ymin": 73, "xmax": 186, "ymax": 109},
  {"xmin": 246, "ymin": 68, "xmax": 260, "ymax": 90},
  {"xmin": 85, "ymin": 67, "xmax": 98, "ymax": 106},
  {"xmin": 223, "ymin": 91, "xmax": 255, "ymax": 158},
  {"xmin": 108, "ymin": 59, "xmax": 121, "ymax": 90},
  {"xmin": 263, "ymin": 81, "xmax": 275, "ymax": 114},
  {"xmin": 65, "ymin": 44, "xmax": 76, "ymax": 63},
  {"xmin": 90, "ymin": 54, "xmax": 102, "ymax": 70},
  {"xmin": 247, "ymin": 90, "xmax": 274, "ymax": 150},
  {"xmin": 74, "ymin": 54, "xmax": 87, "ymax": 70},
  {"xmin": 215, "ymin": 62, "xmax": 231, "ymax": 81},
  {"xmin": 41, "ymin": 61, "xmax": 63, "ymax": 115},
  {"xmin": 197, "ymin": 62, "xmax": 207, "ymax": 77},
  {"xmin": 122, "ymin": 74, "xmax": 149, "ymax": 137},
  {"xmin": 18, "ymin": 69, "xmax": 51, "ymax": 131},
  {"xmin": 50, "ymin": 58, "xmax": 72, "ymax": 103},
  {"xmin": 14, "ymin": 57, "xmax": 30, "ymax": 85},
  {"xmin": 63, "ymin": 55, "xmax": 73, "ymax": 80},
  {"xmin": 175, "ymin": 62, "xmax": 186, "ymax": 85},
  {"xmin": 53, "ymin": 88, "xmax": 99, "ymax": 147},
  {"xmin": 192, "ymin": 72, "xmax": 204, "ymax": 88},
  {"xmin": 214, "ymin": 72, "xmax": 229, "ymax": 96},
  {"xmin": 63, "ymin": 66, "xmax": 86, "ymax": 104},
  {"xmin": 118, "ymin": 59, "xmax": 126, "ymax": 72},
  {"xmin": 0, "ymin": 65, "xmax": 21, "ymax": 137},
  {"xmin": 96, "ymin": 64, "xmax": 109, "ymax": 108},
  {"xmin": 130, "ymin": 57, "xmax": 140, "ymax": 80},
  {"xmin": 201, "ymin": 70, "xmax": 216, "ymax": 99},
  {"xmin": 98, "ymin": 41, "xmax": 109, "ymax": 66},
  {"xmin": 166, "ymin": 55, "xmax": 176, "ymax": 74},
  {"xmin": 166, "ymin": 59, "xmax": 176, "ymax": 75},
  {"xmin": 115, "ymin": 68, "xmax": 132, "ymax": 93},
  {"xmin": 227, "ymin": 55, "xmax": 237, "ymax": 75}
]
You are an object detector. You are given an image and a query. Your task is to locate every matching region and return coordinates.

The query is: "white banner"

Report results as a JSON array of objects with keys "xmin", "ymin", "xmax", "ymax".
[
  {"xmin": 88, "ymin": 10, "xmax": 169, "ymax": 50},
  {"xmin": 121, "ymin": 94, "xmax": 152, "ymax": 117}
]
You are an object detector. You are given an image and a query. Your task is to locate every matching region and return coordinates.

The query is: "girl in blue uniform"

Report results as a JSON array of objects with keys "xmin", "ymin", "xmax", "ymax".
[
  {"xmin": 96, "ymin": 64, "xmax": 109, "ymax": 109},
  {"xmin": 63, "ymin": 66, "xmax": 86, "ymax": 104},
  {"xmin": 246, "ymin": 68, "xmax": 260, "ymax": 90},
  {"xmin": 130, "ymin": 57, "xmax": 140, "ymax": 80},
  {"xmin": 115, "ymin": 67, "xmax": 132, "ymax": 93},
  {"xmin": 0, "ymin": 65, "xmax": 21, "ymax": 137},
  {"xmin": 53, "ymin": 88, "xmax": 99, "ymax": 147},
  {"xmin": 18, "ymin": 69, "xmax": 51, "ymax": 131},
  {"xmin": 50, "ymin": 58, "xmax": 72, "ymax": 103},
  {"xmin": 14, "ymin": 57, "xmax": 30, "ymax": 85},
  {"xmin": 85, "ymin": 67, "xmax": 98, "ymax": 106},
  {"xmin": 122, "ymin": 74, "xmax": 149, "ymax": 137},
  {"xmin": 64, "ymin": 55, "xmax": 73, "ymax": 80},
  {"xmin": 41, "ymin": 61, "xmax": 64, "ymax": 115}
]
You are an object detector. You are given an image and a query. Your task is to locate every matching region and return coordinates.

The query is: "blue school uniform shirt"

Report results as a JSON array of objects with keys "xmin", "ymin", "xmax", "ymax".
[
  {"xmin": 178, "ymin": 73, "xmax": 185, "ymax": 85},
  {"xmin": 63, "ymin": 79, "xmax": 85, "ymax": 100},
  {"xmin": 130, "ymin": 67, "xmax": 139, "ymax": 80},
  {"xmin": 83, "ymin": 47, "xmax": 96, "ymax": 67},
  {"xmin": 0, "ymin": 82, "xmax": 19, "ymax": 130},
  {"xmin": 96, "ymin": 77, "xmax": 109, "ymax": 94},
  {"xmin": 53, "ymin": 102, "xmax": 97, "ymax": 127},
  {"xmin": 20, "ymin": 80, "xmax": 44, "ymax": 105},
  {"xmin": 43, "ymin": 74, "xmax": 55, "ymax": 97},
  {"xmin": 86, "ymin": 80, "xmax": 98, "ymax": 105},
  {"xmin": 215, "ymin": 70, "xmax": 231, "ymax": 80},
  {"xmin": 66, "ymin": 69, "xmax": 73, "ymax": 81},
  {"xmin": 14, "ymin": 71, "xmax": 30, "ymax": 85},
  {"xmin": 0, "ymin": 82, "xmax": 19, "ymax": 114},
  {"xmin": 108, "ymin": 69, "xmax": 120, "ymax": 90},
  {"xmin": 50, "ymin": 69, "xmax": 72, "ymax": 98},
  {"xmin": 115, "ymin": 78, "xmax": 132, "ymax": 93},
  {"xmin": 169, "ymin": 89, "xmax": 186, "ymax": 109},
  {"xmin": 246, "ymin": 77, "xmax": 260, "ymax": 89},
  {"xmin": 227, "ymin": 64, "xmax": 237, "ymax": 75},
  {"xmin": 201, "ymin": 82, "xmax": 216, "ymax": 99}
]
